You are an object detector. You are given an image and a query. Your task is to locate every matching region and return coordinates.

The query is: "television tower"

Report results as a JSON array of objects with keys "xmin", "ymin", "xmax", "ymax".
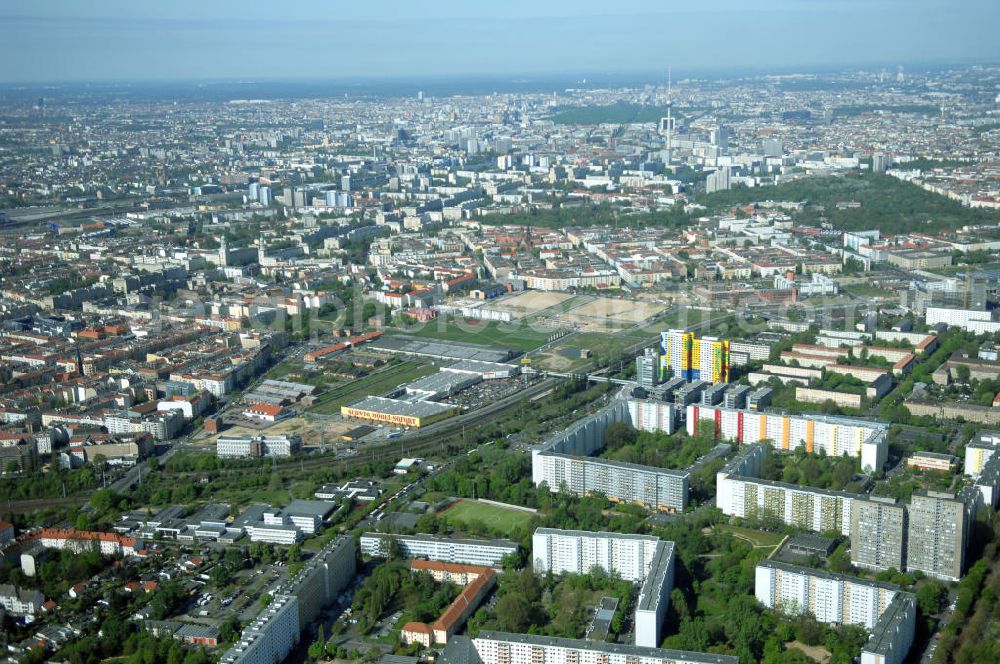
[{"xmin": 664, "ymin": 67, "xmax": 673, "ymax": 164}]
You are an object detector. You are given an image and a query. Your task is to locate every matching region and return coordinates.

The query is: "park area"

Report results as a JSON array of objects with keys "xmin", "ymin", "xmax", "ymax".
[
  {"xmin": 438, "ymin": 499, "xmax": 535, "ymax": 536},
  {"xmin": 711, "ymin": 524, "xmax": 786, "ymax": 554}
]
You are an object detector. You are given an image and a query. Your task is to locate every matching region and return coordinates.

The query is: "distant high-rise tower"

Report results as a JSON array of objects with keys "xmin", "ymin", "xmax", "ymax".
[
  {"xmin": 896, "ymin": 65, "xmax": 905, "ymax": 83},
  {"xmin": 709, "ymin": 126, "xmax": 729, "ymax": 150},
  {"xmin": 257, "ymin": 234, "xmax": 266, "ymax": 264},
  {"xmin": 872, "ymin": 153, "xmax": 892, "ymax": 173},
  {"xmin": 762, "ymin": 138, "xmax": 783, "ymax": 158},
  {"xmin": 661, "ymin": 67, "xmax": 674, "ymax": 164},
  {"xmin": 218, "ymin": 235, "xmax": 229, "ymax": 267}
]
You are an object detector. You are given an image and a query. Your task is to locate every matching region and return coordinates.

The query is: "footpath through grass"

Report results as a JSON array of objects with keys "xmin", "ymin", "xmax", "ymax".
[{"xmin": 713, "ymin": 524, "xmax": 785, "ymax": 549}]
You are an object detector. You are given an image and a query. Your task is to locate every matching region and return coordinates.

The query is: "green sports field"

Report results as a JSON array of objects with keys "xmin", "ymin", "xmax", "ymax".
[{"xmin": 439, "ymin": 500, "xmax": 535, "ymax": 535}]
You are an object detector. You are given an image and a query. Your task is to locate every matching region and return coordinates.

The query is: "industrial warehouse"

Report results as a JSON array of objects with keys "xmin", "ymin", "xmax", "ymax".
[
  {"xmin": 341, "ymin": 396, "xmax": 458, "ymax": 428},
  {"xmin": 340, "ymin": 359, "xmax": 521, "ymax": 428}
]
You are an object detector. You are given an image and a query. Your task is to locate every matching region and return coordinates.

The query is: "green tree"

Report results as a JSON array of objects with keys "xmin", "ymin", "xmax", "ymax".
[
  {"xmin": 916, "ymin": 581, "xmax": 946, "ymax": 617},
  {"xmin": 603, "ymin": 422, "xmax": 638, "ymax": 450},
  {"xmin": 495, "ymin": 593, "xmax": 533, "ymax": 633}
]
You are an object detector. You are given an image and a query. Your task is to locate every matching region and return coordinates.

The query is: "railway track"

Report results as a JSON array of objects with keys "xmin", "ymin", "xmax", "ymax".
[
  {"xmin": 2, "ymin": 495, "xmax": 89, "ymax": 514},
  {"xmin": 159, "ymin": 377, "xmax": 562, "ymax": 479}
]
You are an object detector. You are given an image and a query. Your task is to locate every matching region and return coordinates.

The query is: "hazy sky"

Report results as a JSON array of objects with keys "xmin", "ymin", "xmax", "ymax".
[{"xmin": 1, "ymin": 0, "xmax": 998, "ymax": 83}]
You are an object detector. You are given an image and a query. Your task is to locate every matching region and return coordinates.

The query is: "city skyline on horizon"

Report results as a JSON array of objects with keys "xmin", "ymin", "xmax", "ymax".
[{"xmin": 1, "ymin": 0, "xmax": 999, "ymax": 84}]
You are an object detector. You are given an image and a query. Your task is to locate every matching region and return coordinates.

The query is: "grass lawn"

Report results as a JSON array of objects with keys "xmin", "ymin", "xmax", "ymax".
[
  {"xmin": 843, "ymin": 283, "xmax": 897, "ymax": 298},
  {"xmin": 388, "ymin": 317, "xmax": 553, "ymax": 352},
  {"xmin": 439, "ymin": 499, "xmax": 534, "ymax": 535},
  {"xmin": 634, "ymin": 308, "xmax": 734, "ymax": 336},
  {"xmin": 558, "ymin": 330, "xmax": 644, "ymax": 354},
  {"xmin": 714, "ymin": 524, "xmax": 785, "ymax": 549},
  {"xmin": 308, "ymin": 361, "xmax": 436, "ymax": 414},
  {"xmin": 262, "ymin": 358, "xmax": 339, "ymax": 386},
  {"xmin": 536, "ymin": 331, "xmax": 647, "ymax": 372}
]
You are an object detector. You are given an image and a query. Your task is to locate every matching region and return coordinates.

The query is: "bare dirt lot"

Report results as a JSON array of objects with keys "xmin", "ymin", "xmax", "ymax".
[
  {"xmin": 491, "ymin": 291, "xmax": 575, "ymax": 315},
  {"xmin": 564, "ymin": 297, "xmax": 667, "ymax": 324},
  {"xmin": 203, "ymin": 415, "xmax": 354, "ymax": 448},
  {"xmin": 784, "ymin": 641, "xmax": 832, "ymax": 664}
]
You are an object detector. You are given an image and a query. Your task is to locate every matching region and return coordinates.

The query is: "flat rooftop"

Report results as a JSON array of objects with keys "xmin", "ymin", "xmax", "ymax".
[
  {"xmin": 404, "ymin": 371, "xmax": 479, "ymax": 394},
  {"xmin": 444, "ymin": 359, "xmax": 518, "ymax": 374},
  {"xmin": 475, "ymin": 631, "xmax": 738, "ymax": 663},
  {"xmin": 535, "ymin": 527, "xmax": 660, "ymax": 543},
  {"xmin": 361, "ymin": 531, "xmax": 518, "ymax": 549},
  {"xmin": 637, "ymin": 540, "xmax": 675, "ymax": 612},
  {"xmin": 864, "ymin": 593, "xmax": 917, "ymax": 655},
  {"xmin": 283, "ymin": 499, "xmax": 336, "ymax": 519},
  {"xmin": 542, "ymin": 451, "xmax": 690, "ymax": 478},
  {"xmin": 345, "ymin": 395, "xmax": 455, "ymax": 419},
  {"xmin": 370, "ymin": 334, "xmax": 513, "ymax": 363},
  {"xmin": 759, "ymin": 560, "xmax": 900, "ymax": 593}
]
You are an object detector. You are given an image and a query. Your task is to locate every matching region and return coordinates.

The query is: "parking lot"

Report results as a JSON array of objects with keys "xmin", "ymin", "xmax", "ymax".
[{"xmin": 443, "ymin": 376, "xmax": 532, "ymax": 410}]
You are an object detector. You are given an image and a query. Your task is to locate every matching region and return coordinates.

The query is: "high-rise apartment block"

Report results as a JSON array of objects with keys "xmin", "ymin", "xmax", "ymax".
[
  {"xmin": 453, "ymin": 632, "xmax": 737, "ymax": 664},
  {"xmin": 721, "ymin": 446, "xmax": 968, "ymax": 581},
  {"xmin": 688, "ymin": 405, "xmax": 888, "ymax": 472},
  {"xmin": 636, "ymin": 347, "xmax": 660, "ymax": 388},
  {"xmin": 360, "ymin": 533, "xmax": 518, "ymax": 568},
  {"xmin": 532, "ymin": 391, "xmax": 687, "ymax": 512},
  {"xmin": 660, "ymin": 330, "xmax": 729, "ymax": 382},
  {"xmin": 717, "ymin": 471, "xmax": 859, "ymax": 536},
  {"xmin": 755, "ymin": 561, "xmax": 916, "ymax": 664},
  {"xmin": 906, "ymin": 491, "xmax": 967, "ymax": 582},
  {"xmin": 531, "ymin": 529, "xmax": 675, "ymax": 649},
  {"xmin": 755, "ymin": 560, "xmax": 899, "ymax": 629},
  {"xmin": 851, "ymin": 496, "xmax": 907, "ymax": 572},
  {"xmin": 965, "ymin": 430, "xmax": 1000, "ymax": 476}
]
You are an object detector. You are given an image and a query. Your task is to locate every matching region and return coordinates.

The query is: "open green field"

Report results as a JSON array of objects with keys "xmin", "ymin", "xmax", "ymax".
[
  {"xmin": 843, "ymin": 283, "xmax": 898, "ymax": 298},
  {"xmin": 714, "ymin": 524, "xmax": 785, "ymax": 549},
  {"xmin": 439, "ymin": 499, "xmax": 534, "ymax": 535},
  {"xmin": 261, "ymin": 358, "xmax": 337, "ymax": 386},
  {"xmin": 308, "ymin": 361, "xmax": 436, "ymax": 414},
  {"xmin": 634, "ymin": 308, "xmax": 734, "ymax": 335},
  {"xmin": 530, "ymin": 330, "xmax": 638, "ymax": 372},
  {"xmin": 388, "ymin": 318, "xmax": 553, "ymax": 352}
]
